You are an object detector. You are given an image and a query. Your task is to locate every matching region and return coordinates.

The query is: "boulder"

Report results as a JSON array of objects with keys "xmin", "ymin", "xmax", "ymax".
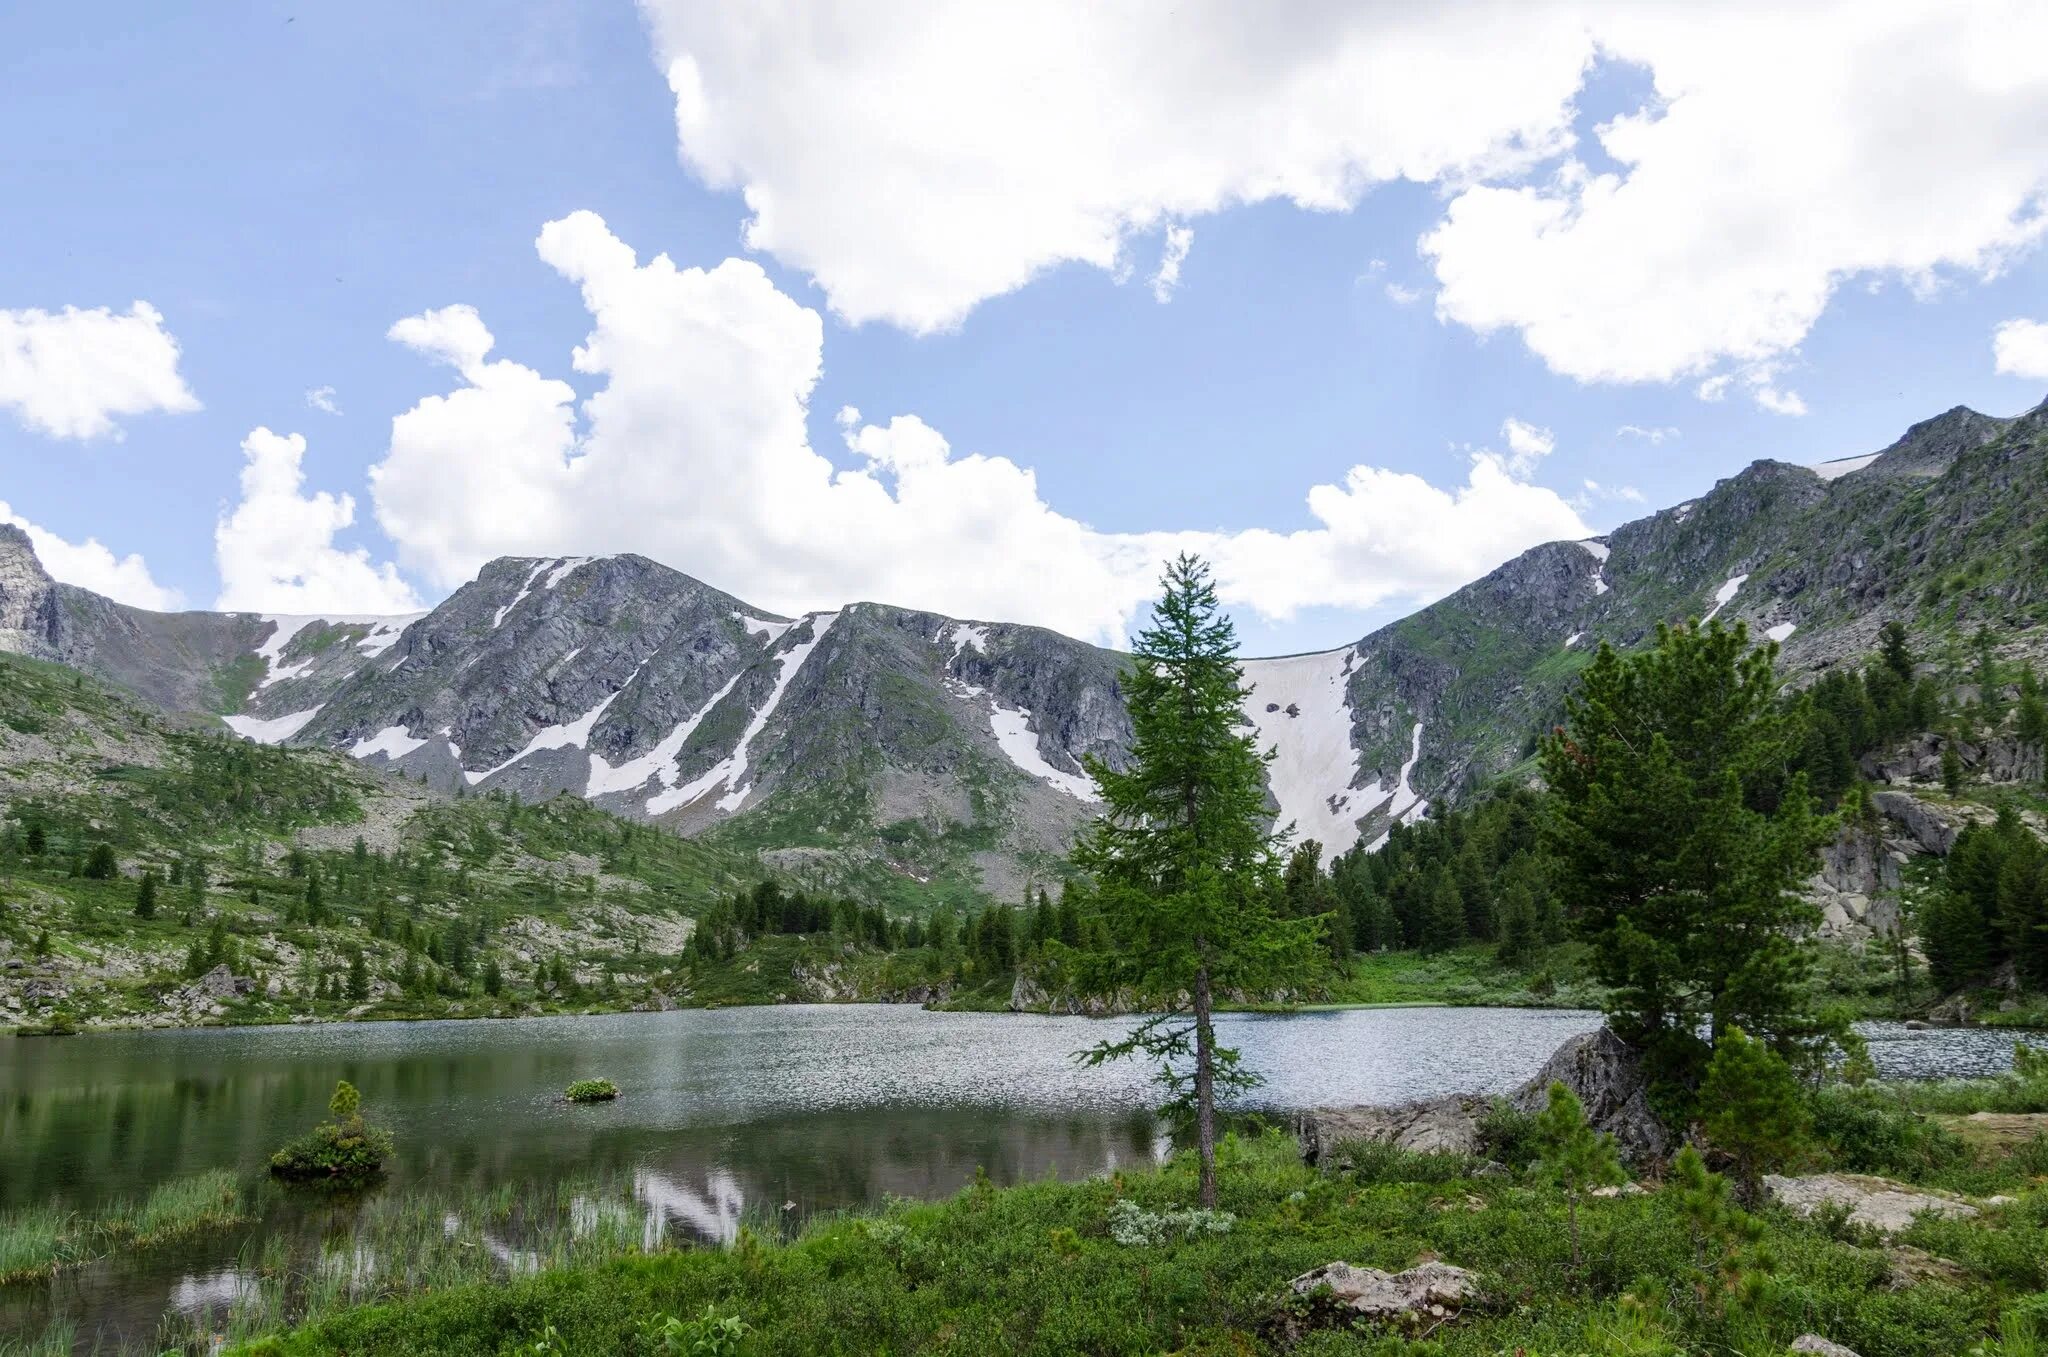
[
  {"xmin": 1301, "ymin": 1026, "xmax": 1670, "ymax": 1168},
  {"xmin": 1282, "ymin": 1260, "xmax": 1477, "ymax": 1332},
  {"xmin": 1764, "ymin": 1173, "xmax": 1978, "ymax": 1234},
  {"xmin": 1509, "ymin": 1027, "xmax": 1671, "ymax": 1165},
  {"xmin": 1298, "ymin": 1097, "xmax": 1487, "ymax": 1163},
  {"xmin": 1884, "ymin": 1244, "xmax": 1969, "ymax": 1289},
  {"xmin": 1790, "ymin": 1336, "xmax": 1862, "ymax": 1357},
  {"xmin": 1872, "ymin": 790, "xmax": 1961, "ymax": 855}
]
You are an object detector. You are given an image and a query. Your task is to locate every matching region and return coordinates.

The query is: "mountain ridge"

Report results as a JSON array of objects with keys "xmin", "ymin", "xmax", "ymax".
[{"xmin": 6, "ymin": 392, "xmax": 2046, "ymax": 898}]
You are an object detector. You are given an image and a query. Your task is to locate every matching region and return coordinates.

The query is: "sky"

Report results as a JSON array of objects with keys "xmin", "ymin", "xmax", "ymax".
[{"xmin": 3, "ymin": 1, "xmax": 2047, "ymax": 657}]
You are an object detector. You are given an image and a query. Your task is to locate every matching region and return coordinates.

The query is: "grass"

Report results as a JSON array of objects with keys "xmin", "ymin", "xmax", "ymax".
[
  {"xmin": 210, "ymin": 1090, "xmax": 2048, "ymax": 1357},
  {"xmin": 0, "ymin": 1168, "xmax": 245, "ymax": 1284}
]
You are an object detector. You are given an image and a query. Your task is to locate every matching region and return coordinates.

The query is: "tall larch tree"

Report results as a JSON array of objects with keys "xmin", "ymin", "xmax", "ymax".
[{"xmin": 1074, "ymin": 554, "xmax": 1326, "ymax": 1207}]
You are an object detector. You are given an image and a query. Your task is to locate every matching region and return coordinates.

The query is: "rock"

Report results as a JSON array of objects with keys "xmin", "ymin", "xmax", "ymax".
[
  {"xmin": 1298, "ymin": 1097, "xmax": 1488, "ymax": 1163},
  {"xmin": 1509, "ymin": 1027, "xmax": 1670, "ymax": 1165},
  {"xmin": 1764, "ymin": 1173, "xmax": 1978, "ymax": 1234},
  {"xmin": 1884, "ymin": 1244, "xmax": 1968, "ymax": 1289},
  {"xmin": 1282, "ymin": 1260, "xmax": 1478, "ymax": 1331},
  {"xmin": 1589, "ymin": 1181, "xmax": 1647, "ymax": 1198},
  {"xmin": 1872, "ymin": 790, "xmax": 1962, "ymax": 855},
  {"xmin": 1790, "ymin": 1335, "xmax": 1862, "ymax": 1357}
]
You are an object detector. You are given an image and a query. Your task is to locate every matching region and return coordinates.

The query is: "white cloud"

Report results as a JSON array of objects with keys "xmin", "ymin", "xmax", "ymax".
[
  {"xmin": 0, "ymin": 302, "xmax": 199, "ymax": 439},
  {"xmin": 1499, "ymin": 417, "xmax": 1556, "ymax": 475},
  {"xmin": 367, "ymin": 213, "xmax": 1588, "ymax": 643},
  {"xmin": 215, "ymin": 427, "xmax": 422, "ymax": 614},
  {"xmin": 641, "ymin": 3, "xmax": 2048, "ymax": 388},
  {"xmin": 306, "ymin": 385, "xmax": 341, "ymax": 415},
  {"xmin": 0, "ymin": 499, "xmax": 184, "ymax": 610},
  {"xmin": 1993, "ymin": 317, "xmax": 2048, "ymax": 380},
  {"xmin": 1616, "ymin": 424, "xmax": 1679, "ymax": 444},
  {"xmin": 1383, "ymin": 282, "xmax": 1424, "ymax": 306},
  {"xmin": 640, "ymin": 2, "xmax": 1589, "ymax": 333},
  {"xmin": 1150, "ymin": 225, "xmax": 1194, "ymax": 303}
]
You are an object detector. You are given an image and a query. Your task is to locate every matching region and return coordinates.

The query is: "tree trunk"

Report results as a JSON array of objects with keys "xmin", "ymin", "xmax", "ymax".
[{"xmin": 1193, "ymin": 961, "xmax": 1217, "ymax": 1208}]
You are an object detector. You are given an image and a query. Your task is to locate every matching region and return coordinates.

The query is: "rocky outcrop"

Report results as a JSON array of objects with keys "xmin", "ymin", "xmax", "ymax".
[
  {"xmin": 1790, "ymin": 1335, "xmax": 1863, "ymax": 1357},
  {"xmin": 1764, "ymin": 1172, "xmax": 1979, "ymax": 1233},
  {"xmin": 1508, "ymin": 1027, "xmax": 1670, "ymax": 1164},
  {"xmin": 1280, "ymin": 1260, "xmax": 1477, "ymax": 1334},
  {"xmin": 1300, "ymin": 1025, "xmax": 1669, "ymax": 1168}
]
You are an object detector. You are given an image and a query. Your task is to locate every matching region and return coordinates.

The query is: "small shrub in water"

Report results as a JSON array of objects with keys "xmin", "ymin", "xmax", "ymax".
[
  {"xmin": 271, "ymin": 1079, "xmax": 392, "ymax": 1180},
  {"xmin": 564, "ymin": 1078, "xmax": 619, "ymax": 1103}
]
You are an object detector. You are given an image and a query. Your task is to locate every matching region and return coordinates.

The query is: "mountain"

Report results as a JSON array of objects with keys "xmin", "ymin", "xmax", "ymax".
[{"xmin": 5, "ymin": 394, "xmax": 2045, "ymax": 900}]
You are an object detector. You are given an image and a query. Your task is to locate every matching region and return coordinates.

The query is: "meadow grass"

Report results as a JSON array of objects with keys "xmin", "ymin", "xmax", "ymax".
[
  {"xmin": 220, "ymin": 1124, "xmax": 2048, "ymax": 1357},
  {"xmin": 0, "ymin": 1169, "xmax": 245, "ymax": 1284}
]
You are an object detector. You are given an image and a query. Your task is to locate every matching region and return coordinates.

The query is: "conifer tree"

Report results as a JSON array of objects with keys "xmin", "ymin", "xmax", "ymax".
[
  {"xmin": 1942, "ymin": 739, "xmax": 1965, "ymax": 795},
  {"xmin": 1534, "ymin": 1081, "xmax": 1625, "ymax": 1270},
  {"xmin": 134, "ymin": 871, "xmax": 158, "ymax": 919},
  {"xmin": 1075, "ymin": 554, "xmax": 1326, "ymax": 1208},
  {"xmin": 347, "ymin": 949, "xmax": 370, "ymax": 1001},
  {"xmin": 1880, "ymin": 620, "xmax": 1914, "ymax": 683},
  {"xmin": 1699, "ymin": 1027, "xmax": 1810, "ymax": 1205},
  {"xmin": 1541, "ymin": 622, "xmax": 1829, "ymax": 1103}
]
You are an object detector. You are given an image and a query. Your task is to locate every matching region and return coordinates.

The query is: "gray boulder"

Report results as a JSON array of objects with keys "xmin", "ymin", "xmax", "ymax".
[
  {"xmin": 1283, "ymin": 1259, "xmax": 1477, "ymax": 1329},
  {"xmin": 1790, "ymin": 1336, "xmax": 1862, "ymax": 1357},
  {"xmin": 1509, "ymin": 1026, "xmax": 1671, "ymax": 1165},
  {"xmin": 1764, "ymin": 1173, "xmax": 1978, "ymax": 1234}
]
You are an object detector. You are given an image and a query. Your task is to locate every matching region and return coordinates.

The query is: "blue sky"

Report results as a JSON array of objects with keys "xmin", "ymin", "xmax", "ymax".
[{"xmin": 3, "ymin": 1, "xmax": 2046, "ymax": 654}]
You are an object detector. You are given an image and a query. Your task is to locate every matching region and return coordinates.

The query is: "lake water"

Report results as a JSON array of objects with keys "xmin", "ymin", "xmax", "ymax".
[{"xmin": 0, "ymin": 1005, "xmax": 2033, "ymax": 1348}]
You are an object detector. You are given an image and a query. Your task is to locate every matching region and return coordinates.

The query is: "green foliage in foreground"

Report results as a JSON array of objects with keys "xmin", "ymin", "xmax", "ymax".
[
  {"xmin": 227, "ymin": 1111, "xmax": 2048, "ymax": 1357},
  {"xmin": 565, "ymin": 1078, "xmax": 619, "ymax": 1103}
]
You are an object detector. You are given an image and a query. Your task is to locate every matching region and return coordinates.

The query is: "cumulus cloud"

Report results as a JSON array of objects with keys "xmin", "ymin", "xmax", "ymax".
[
  {"xmin": 0, "ymin": 301, "xmax": 200, "ymax": 439},
  {"xmin": 640, "ymin": 1, "xmax": 1588, "ymax": 333},
  {"xmin": 305, "ymin": 386, "xmax": 341, "ymax": 415},
  {"xmin": 1994, "ymin": 318, "xmax": 2048, "ymax": 381},
  {"xmin": 640, "ymin": 3, "xmax": 2048, "ymax": 390},
  {"xmin": 366, "ymin": 213, "xmax": 1587, "ymax": 643},
  {"xmin": 1616, "ymin": 424, "xmax": 1679, "ymax": 444},
  {"xmin": 0, "ymin": 499, "xmax": 184, "ymax": 610},
  {"xmin": 215, "ymin": 427, "xmax": 422, "ymax": 614},
  {"xmin": 1150, "ymin": 225, "xmax": 1194, "ymax": 303}
]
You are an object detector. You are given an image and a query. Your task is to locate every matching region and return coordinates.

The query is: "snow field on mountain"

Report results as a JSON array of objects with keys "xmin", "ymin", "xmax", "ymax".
[{"xmin": 1240, "ymin": 649, "xmax": 1366, "ymax": 865}]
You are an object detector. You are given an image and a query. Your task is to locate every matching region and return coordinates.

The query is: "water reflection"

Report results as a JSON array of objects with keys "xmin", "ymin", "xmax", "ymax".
[{"xmin": 1, "ymin": 1004, "xmax": 2033, "ymax": 1350}]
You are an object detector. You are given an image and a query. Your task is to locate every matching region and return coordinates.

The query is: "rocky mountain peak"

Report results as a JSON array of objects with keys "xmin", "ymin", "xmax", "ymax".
[
  {"xmin": 0, "ymin": 522, "xmax": 58, "ymax": 656},
  {"xmin": 1862, "ymin": 405, "xmax": 2008, "ymax": 479}
]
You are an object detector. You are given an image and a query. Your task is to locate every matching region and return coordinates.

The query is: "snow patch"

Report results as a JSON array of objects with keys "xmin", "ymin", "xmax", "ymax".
[
  {"xmin": 1812, "ymin": 454, "xmax": 1878, "ymax": 482},
  {"xmin": 942, "ymin": 625, "xmax": 1096, "ymax": 802},
  {"xmin": 1565, "ymin": 632, "xmax": 1583, "ymax": 648},
  {"xmin": 1765, "ymin": 622, "xmax": 1797, "ymax": 643},
  {"xmin": 223, "ymin": 706, "xmax": 321, "ymax": 745},
  {"xmin": 588, "ymin": 667, "xmax": 751, "ymax": 802},
  {"xmin": 735, "ymin": 611, "xmax": 794, "ymax": 644},
  {"xmin": 1575, "ymin": 539, "xmax": 1611, "ymax": 595},
  {"xmin": 354, "ymin": 615, "xmax": 422, "ymax": 658},
  {"xmin": 1674, "ymin": 501, "xmax": 1697, "ymax": 523},
  {"xmin": 465, "ymin": 668, "xmax": 643, "ymax": 786},
  {"xmin": 989, "ymin": 706, "xmax": 1098, "ymax": 801},
  {"xmin": 1702, "ymin": 573, "xmax": 1749, "ymax": 624},
  {"xmin": 492, "ymin": 560, "xmax": 552, "ymax": 629},
  {"xmin": 1363, "ymin": 721, "xmax": 1429, "ymax": 853},
  {"xmin": 350, "ymin": 725, "xmax": 428, "ymax": 762},
  {"xmin": 643, "ymin": 614, "xmax": 841, "ymax": 815},
  {"xmin": 1241, "ymin": 649, "xmax": 1367, "ymax": 865},
  {"xmin": 542, "ymin": 556, "xmax": 599, "ymax": 590}
]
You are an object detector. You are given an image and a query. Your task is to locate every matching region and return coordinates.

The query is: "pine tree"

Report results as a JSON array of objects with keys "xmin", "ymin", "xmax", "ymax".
[
  {"xmin": 1699, "ymin": 1027, "xmax": 1810, "ymax": 1205},
  {"xmin": 1074, "ymin": 554, "xmax": 1326, "ymax": 1208},
  {"xmin": 1880, "ymin": 620, "xmax": 1914, "ymax": 683},
  {"xmin": 347, "ymin": 949, "xmax": 370, "ymax": 1001},
  {"xmin": 1541, "ymin": 623, "xmax": 1830, "ymax": 1103},
  {"xmin": 1420, "ymin": 872, "xmax": 1465, "ymax": 953},
  {"xmin": 1534, "ymin": 1081, "xmax": 1625, "ymax": 1271},
  {"xmin": 2017, "ymin": 668, "xmax": 2047, "ymax": 748},
  {"xmin": 1941, "ymin": 739, "xmax": 1965, "ymax": 795},
  {"xmin": 483, "ymin": 956, "xmax": 503, "ymax": 997},
  {"xmin": 133, "ymin": 871, "xmax": 158, "ymax": 919}
]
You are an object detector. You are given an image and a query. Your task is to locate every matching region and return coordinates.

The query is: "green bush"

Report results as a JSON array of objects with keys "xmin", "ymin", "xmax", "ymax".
[
  {"xmin": 271, "ymin": 1080, "xmax": 392, "ymax": 1180},
  {"xmin": 564, "ymin": 1078, "xmax": 619, "ymax": 1104}
]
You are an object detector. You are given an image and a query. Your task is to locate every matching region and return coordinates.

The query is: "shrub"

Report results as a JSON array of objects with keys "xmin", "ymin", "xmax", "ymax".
[
  {"xmin": 271, "ymin": 1080, "xmax": 392, "ymax": 1180},
  {"xmin": 565, "ymin": 1078, "xmax": 619, "ymax": 1104}
]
